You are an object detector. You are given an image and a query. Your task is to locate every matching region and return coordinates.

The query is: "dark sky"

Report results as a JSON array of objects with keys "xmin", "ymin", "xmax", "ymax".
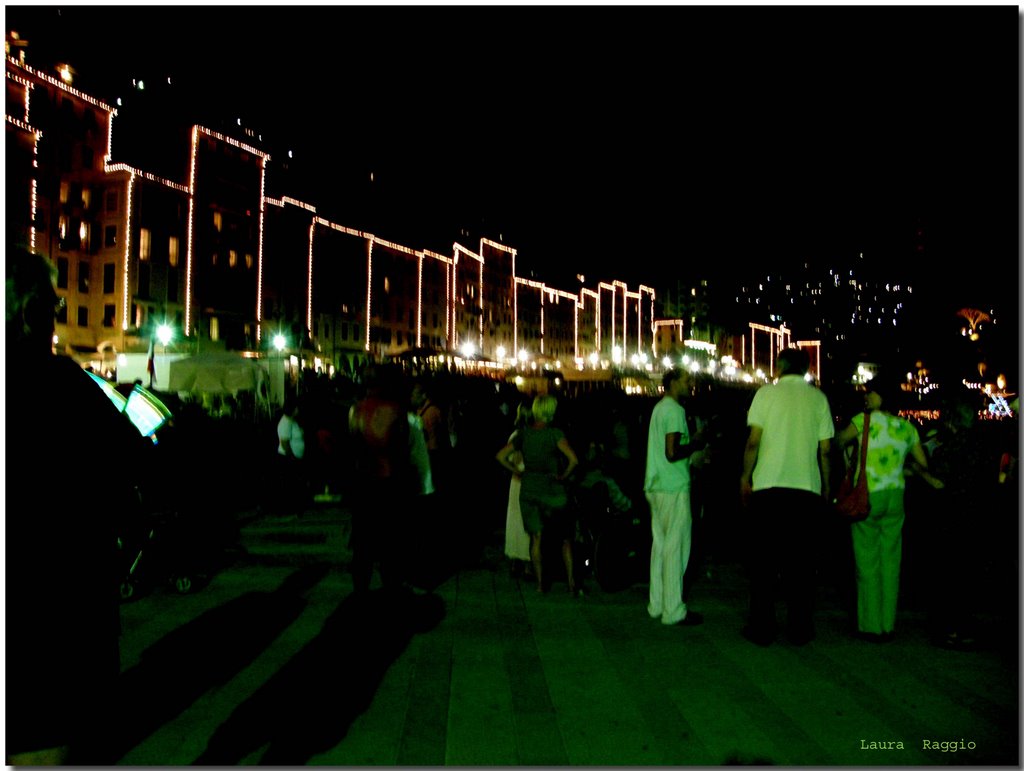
[{"xmin": 5, "ymin": 4, "xmax": 1019, "ymax": 313}]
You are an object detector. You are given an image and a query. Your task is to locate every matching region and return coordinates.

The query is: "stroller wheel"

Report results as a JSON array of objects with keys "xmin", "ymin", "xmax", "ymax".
[
  {"xmin": 173, "ymin": 575, "xmax": 193, "ymax": 594},
  {"xmin": 119, "ymin": 579, "xmax": 137, "ymax": 601}
]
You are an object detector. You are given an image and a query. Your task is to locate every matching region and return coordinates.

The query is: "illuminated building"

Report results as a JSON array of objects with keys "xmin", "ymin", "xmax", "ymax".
[{"xmin": 5, "ymin": 46, "xmax": 674, "ymax": 377}]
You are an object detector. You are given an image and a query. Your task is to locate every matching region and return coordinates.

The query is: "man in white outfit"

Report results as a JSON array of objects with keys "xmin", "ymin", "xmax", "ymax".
[{"xmin": 644, "ymin": 368, "xmax": 707, "ymax": 626}]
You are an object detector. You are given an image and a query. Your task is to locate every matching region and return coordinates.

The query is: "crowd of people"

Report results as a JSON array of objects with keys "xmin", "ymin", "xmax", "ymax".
[
  {"xmin": 255, "ymin": 347, "xmax": 1015, "ymax": 659},
  {"xmin": 8, "ymin": 243, "xmax": 1017, "ymax": 764},
  {"xmin": 253, "ymin": 348, "xmax": 1016, "ymax": 648}
]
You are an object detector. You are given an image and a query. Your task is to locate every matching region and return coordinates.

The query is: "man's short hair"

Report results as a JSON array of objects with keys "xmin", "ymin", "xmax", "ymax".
[
  {"xmin": 662, "ymin": 367, "xmax": 685, "ymax": 392},
  {"xmin": 778, "ymin": 347, "xmax": 810, "ymax": 376},
  {"xmin": 6, "ymin": 246, "xmax": 58, "ymax": 347}
]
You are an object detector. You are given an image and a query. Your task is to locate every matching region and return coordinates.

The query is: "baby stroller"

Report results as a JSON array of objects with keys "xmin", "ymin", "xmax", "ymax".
[
  {"xmin": 118, "ymin": 506, "xmax": 203, "ymax": 600},
  {"xmin": 572, "ymin": 479, "xmax": 649, "ymax": 593},
  {"xmin": 89, "ymin": 375, "xmax": 213, "ymax": 601}
]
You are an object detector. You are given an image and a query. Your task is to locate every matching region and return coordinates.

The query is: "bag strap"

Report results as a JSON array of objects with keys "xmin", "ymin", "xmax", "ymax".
[{"xmin": 854, "ymin": 410, "xmax": 871, "ymax": 486}]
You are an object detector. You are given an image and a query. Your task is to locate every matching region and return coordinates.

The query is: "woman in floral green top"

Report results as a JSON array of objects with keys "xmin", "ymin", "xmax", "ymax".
[{"xmin": 836, "ymin": 379, "xmax": 943, "ymax": 641}]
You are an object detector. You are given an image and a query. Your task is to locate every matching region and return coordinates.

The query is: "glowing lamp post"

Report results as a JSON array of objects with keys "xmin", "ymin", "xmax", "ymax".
[
  {"xmin": 149, "ymin": 324, "xmax": 173, "ymax": 389},
  {"xmin": 156, "ymin": 324, "xmax": 173, "ymax": 347}
]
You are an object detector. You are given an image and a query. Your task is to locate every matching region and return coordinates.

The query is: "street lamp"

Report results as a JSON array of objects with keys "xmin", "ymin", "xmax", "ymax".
[
  {"xmin": 156, "ymin": 324, "xmax": 173, "ymax": 347},
  {"xmin": 273, "ymin": 333, "xmax": 286, "ymax": 352}
]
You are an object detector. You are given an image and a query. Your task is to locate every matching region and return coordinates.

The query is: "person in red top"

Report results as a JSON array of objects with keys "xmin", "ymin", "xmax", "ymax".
[{"xmin": 348, "ymin": 366, "xmax": 413, "ymax": 592}]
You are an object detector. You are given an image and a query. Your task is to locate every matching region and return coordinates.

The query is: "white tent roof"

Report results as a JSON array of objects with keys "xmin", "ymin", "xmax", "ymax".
[{"xmin": 168, "ymin": 353, "xmax": 269, "ymax": 395}]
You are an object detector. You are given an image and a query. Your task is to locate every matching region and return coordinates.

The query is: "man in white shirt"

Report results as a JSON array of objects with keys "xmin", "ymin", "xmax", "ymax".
[
  {"xmin": 273, "ymin": 397, "xmax": 307, "ymax": 518},
  {"xmin": 277, "ymin": 397, "xmax": 305, "ymax": 459},
  {"xmin": 643, "ymin": 369, "xmax": 707, "ymax": 626},
  {"xmin": 739, "ymin": 347, "xmax": 833, "ymax": 646}
]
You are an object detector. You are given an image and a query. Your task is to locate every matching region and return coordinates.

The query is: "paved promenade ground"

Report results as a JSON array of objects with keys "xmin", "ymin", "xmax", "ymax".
[{"xmin": 113, "ymin": 503, "xmax": 1018, "ymax": 766}]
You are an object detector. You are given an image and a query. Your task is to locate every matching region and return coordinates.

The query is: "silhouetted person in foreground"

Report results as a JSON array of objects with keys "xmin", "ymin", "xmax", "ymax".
[{"xmin": 6, "ymin": 246, "xmax": 144, "ymax": 765}]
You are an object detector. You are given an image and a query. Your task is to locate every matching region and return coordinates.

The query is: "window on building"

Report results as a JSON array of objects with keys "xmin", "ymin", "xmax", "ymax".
[
  {"xmin": 139, "ymin": 228, "xmax": 151, "ymax": 261},
  {"xmin": 211, "ymin": 252, "xmax": 218, "ymax": 266},
  {"xmin": 245, "ymin": 253, "xmax": 253, "ymax": 269},
  {"xmin": 103, "ymin": 263, "xmax": 115, "ymax": 294},
  {"xmin": 229, "ymin": 249, "xmax": 238, "ymax": 268},
  {"xmin": 58, "ymin": 144, "xmax": 72, "ymax": 172},
  {"xmin": 341, "ymin": 323, "xmax": 349, "ymax": 341},
  {"xmin": 56, "ymin": 298, "xmax": 68, "ymax": 325},
  {"xmin": 105, "ymin": 190, "xmax": 118, "ymax": 213},
  {"xmin": 137, "ymin": 263, "xmax": 150, "ymax": 298},
  {"xmin": 78, "ymin": 261, "xmax": 90, "ymax": 293},
  {"xmin": 81, "ymin": 146, "xmax": 94, "ymax": 171},
  {"xmin": 167, "ymin": 268, "xmax": 178, "ymax": 303},
  {"xmin": 78, "ymin": 221, "xmax": 91, "ymax": 252},
  {"xmin": 213, "ymin": 212, "xmax": 222, "ymax": 232},
  {"xmin": 81, "ymin": 186, "xmax": 91, "ymax": 209},
  {"xmin": 56, "ymin": 257, "xmax": 69, "ymax": 289},
  {"xmin": 59, "ymin": 181, "xmax": 69, "ymax": 204},
  {"xmin": 102, "ymin": 304, "xmax": 115, "ymax": 327},
  {"xmin": 168, "ymin": 236, "xmax": 179, "ymax": 267},
  {"xmin": 104, "ymin": 224, "xmax": 117, "ymax": 249},
  {"xmin": 77, "ymin": 306, "xmax": 88, "ymax": 327},
  {"xmin": 58, "ymin": 215, "xmax": 70, "ymax": 247}
]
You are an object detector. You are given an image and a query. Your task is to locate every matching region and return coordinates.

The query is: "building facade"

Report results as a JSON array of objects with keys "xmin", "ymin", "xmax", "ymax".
[{"xmin": 9, "ymin": 48, "xmax": 818, "ymax": 385}]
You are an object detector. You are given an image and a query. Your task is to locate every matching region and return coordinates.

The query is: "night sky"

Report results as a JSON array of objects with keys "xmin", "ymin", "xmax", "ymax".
[{"xmin": 5, "ymin": 4, "xmax": 1019, "ymax": 317}]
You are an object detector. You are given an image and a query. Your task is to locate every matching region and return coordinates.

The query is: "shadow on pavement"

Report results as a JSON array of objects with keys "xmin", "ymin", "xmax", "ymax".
[
  {"xmin": 194, "ymin": 585, "xmax": 447, "ymax": 765},
  {"xmin": 111, "ymin": 564, "xmax": 329, "ymax": 761}
]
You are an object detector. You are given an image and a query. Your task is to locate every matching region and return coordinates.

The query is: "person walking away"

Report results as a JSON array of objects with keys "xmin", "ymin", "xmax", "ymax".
[
  {"xmin": 6, "ymin": 246, "xmax": 146, "ymax": 764},
  {"xmin": 739, "ymin": 347, "xmax": 833, "ymax": 646},
  {"xmin": 496, "ymin": 394, "xmax": 578, "ymax": 594},
  {"xmin": 835, "ymin": 376, "xmax": 943, "ymax": 643},
  {"xmin": 644, "ymin": 368, "xmax": 707, "ymax": 627},
  {"xmin": 348, "ymin": 366, "xmax": 414, "ymax": 592}
]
